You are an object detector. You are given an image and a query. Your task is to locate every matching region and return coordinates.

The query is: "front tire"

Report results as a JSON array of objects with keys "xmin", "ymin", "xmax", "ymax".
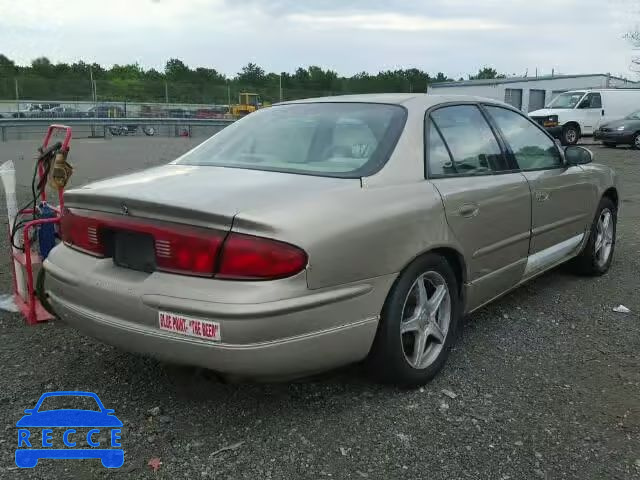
[
  {"xmin": 368, "ymin": 253, "xmax": 461, "ymax": 387},
  {"xmin": 633, "ymin": 132, "xmax": 640, "ymax": 149},
  {"xmin": 561, "ymin": 125, "xmax": 580, "ymax": 146},
  {"xmin": 571, "ymin": 197, "xmax": 616, "ymax": 276}
]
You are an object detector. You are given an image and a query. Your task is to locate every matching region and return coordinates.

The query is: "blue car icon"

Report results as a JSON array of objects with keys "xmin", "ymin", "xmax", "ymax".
[{"xmin": 16, "ymin": 391, "xmax": 123, "ymax": 468}]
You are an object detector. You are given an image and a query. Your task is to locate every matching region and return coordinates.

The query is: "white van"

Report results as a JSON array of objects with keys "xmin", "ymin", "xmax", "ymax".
[{"xmin": 529, "ymin": 89, "xmax": 640, "ymax": 145}]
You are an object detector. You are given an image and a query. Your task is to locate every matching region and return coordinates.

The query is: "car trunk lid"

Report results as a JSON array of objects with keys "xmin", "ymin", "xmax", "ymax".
[{"xmin": 64, "ymin": 164, "xmax": 359, "ymax": 229}]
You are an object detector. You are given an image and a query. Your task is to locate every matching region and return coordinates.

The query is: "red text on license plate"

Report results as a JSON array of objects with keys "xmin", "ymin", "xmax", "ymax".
[{"xmin": 158, "ymin": 311, "xmax": 221, "ymax": 341}]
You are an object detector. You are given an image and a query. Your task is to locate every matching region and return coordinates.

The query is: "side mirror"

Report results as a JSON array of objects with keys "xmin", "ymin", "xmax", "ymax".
[{"xmin": 565, "ymin": 145, "xmax": 593, "ymax": 165}]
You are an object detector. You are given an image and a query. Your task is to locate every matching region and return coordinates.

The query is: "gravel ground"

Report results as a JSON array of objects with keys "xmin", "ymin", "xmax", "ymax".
[{"xmin": 0, "ymin": 137, "xmax": 638, "ymax": 480}]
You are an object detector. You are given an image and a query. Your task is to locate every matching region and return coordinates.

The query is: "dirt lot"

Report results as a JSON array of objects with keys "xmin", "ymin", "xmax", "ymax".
[{"xmin": 0, "ymin": 137, "xmax": 638, "ymax": 479}]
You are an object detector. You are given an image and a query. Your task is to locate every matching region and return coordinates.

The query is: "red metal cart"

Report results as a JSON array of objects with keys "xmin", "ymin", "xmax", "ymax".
[{"xmin": 9, "ymin": 125, "xmax": 72, "ymax": 325}]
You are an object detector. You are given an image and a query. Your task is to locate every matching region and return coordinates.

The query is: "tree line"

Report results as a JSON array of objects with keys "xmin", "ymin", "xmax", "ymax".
[{"xmin": 0, "ymin": 54, "xmax": 504, "ymax": 104}]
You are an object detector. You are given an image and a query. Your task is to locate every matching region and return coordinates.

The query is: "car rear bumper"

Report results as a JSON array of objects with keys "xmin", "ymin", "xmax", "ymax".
[
  {"xmin": 43, "ymin": 245, "xmax": 392, "ymax": 379},
  {"xmin": 593, "ymin": 130, "xmax": 634, "ymax": 144}
]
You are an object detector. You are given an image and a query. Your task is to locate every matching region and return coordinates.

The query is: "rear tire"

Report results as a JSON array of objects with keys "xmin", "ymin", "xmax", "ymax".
[
  {"xmin": 633, "ymin": 133, "xmax": 640, "ymax": 149},
  {"xmin": 571, "ymin": 197, "xmax": 616, "ymax": 276},
  {"xmin": 368, "ymin": 253, "xmax": 461, "ymax": 387},
  {"xmin": 561, "ymin": 125, "xmax": 580, "ymax": 146}
]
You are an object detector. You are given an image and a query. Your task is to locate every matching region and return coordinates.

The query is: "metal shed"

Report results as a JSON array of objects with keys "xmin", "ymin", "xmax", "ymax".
[{"xmin": 427, "ymin": 74, "xmax": 637, "ymax": 113}]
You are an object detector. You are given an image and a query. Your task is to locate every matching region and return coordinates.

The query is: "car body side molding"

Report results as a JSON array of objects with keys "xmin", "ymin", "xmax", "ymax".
[{"xmin": 524, "ymin": 233, "xmax": 584, "ymax": 277}]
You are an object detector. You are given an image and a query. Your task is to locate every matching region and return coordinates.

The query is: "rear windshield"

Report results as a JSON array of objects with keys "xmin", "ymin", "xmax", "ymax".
[{"xmin": 174, "ymin": 103, "xmax": 407, "ymax": 177}]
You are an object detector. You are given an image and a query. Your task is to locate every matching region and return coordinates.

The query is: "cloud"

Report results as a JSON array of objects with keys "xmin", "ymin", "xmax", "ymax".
[
  {"xmin": 286, "ymin": 13, "xmax": 510, "ymax": 32},
  {"xmin": 0, "ymin": 0, "xmax": 636, "ymax": 79}
]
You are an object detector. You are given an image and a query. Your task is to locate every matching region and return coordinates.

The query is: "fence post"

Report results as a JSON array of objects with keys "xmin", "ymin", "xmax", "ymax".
[{"xmin": 1, "ymin": 126, "xmax": 5, "ymax": 142}]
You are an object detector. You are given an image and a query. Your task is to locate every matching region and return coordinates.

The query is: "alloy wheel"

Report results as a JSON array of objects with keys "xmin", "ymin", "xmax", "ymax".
[
  {"xmin": 400, "ymin": 271, "xmax": 451, "ymax": 369},
  {"xmin": 594, "ymin": 208, "xmax": 614, "ymax": 268}
]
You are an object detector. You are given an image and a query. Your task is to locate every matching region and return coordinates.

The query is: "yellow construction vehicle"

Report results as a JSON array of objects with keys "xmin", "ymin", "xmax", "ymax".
[{"xmin": 228, "ymin": 93, "xmax": 270, "ymax": 117}]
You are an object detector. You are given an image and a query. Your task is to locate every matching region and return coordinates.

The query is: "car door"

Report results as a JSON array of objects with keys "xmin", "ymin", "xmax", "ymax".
[
  {"xmin": 576, "ymin": 92, "xmax": 603, "ymax": 134},
  {"xmin": 484, "ymin": 105, "xmax": 595, "ymax": 276},
  {"xmin": 426, "ymin": 104, "xmax": 532, "ymax": 311}
]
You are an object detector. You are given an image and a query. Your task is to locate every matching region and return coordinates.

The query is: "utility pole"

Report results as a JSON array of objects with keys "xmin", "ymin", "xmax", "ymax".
[
  {"xmin": 227, "ymin": 84, "xmax": 231, "ymax": 109},
  {"xmin": 164, "ymin": 80, "xmax": 169, "ymax": 103},
  {"xmin": 279, "ymin": 74, "xmax": 283, "ymax": 102},
  {"xmin": 89, "ymin": 65, "xmax": 95, "ymax": 103},
  {"xmin": 14, "ymin": 77, "xmax": 19, "ymax": 112},
  {"xmin": 92, "ymin": 80, "xmax": 97, "ymax": 102}
]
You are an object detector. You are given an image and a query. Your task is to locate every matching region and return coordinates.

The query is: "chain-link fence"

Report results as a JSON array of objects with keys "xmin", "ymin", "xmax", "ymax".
[
  {"xmin": 0, "ymin": 75, "xmax": 423, "ymax": 118},
  {"xmin": 0, "ymin": 77, "xmax": 366, "ymax": 116}
]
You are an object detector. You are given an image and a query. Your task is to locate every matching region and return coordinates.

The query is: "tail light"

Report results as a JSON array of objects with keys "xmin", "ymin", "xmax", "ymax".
[
  {"xmin": 217, "ymin": 233, "xmax": 308, "ymax": 280},
  {"xmin": 153, "ymin": 226, "xmax": 224, "ymax": 276},
  {"xmin": 60, "ymin": 209, "xmax": 307, "ymax": 280},
  {"xmin": 60, "ymin": 209, "xmax": 105, "ymax": 256}
]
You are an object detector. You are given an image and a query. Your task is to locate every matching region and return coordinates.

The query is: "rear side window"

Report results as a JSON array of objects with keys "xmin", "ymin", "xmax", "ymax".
[
  {"xmin": 428, "ymin": 105, "xmax": 508, "ymax": 176},
  {"xmin": 427, "ymin": 123, "xmax": 455, "ymax": 176},
  {"xmin": 485, "ymin": 106, "xmax": 562, "ymax": 171}
]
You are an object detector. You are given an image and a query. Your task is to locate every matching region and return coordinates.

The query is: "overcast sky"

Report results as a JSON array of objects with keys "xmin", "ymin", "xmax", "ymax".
[{"xmin": 0, "ymin": 0, "xmax": 638, "ymax": 79}]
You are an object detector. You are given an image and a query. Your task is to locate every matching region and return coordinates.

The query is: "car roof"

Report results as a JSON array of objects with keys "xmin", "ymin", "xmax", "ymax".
[{"xmin": 282, "ymin": 93, "xmax": 512, "ymax": 109}]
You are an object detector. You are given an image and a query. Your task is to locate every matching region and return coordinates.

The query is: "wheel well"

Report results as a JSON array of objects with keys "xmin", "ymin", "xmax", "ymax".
[
  {"xmin": 429, "ymin": 247, "xmax": 466, "ymax": 294},
  {"xmin": 563, "ymin": 121, "xmax": 581, "ymax": 133},
  {"xmin": 603, "ymin": 187, "xmax": 619, "ymax": 209}
]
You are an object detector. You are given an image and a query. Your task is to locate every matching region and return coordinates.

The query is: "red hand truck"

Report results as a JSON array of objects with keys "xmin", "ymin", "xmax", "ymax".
[{"xmin": 8, "ymin": 125, "xmax": 72, "ymax": 325}]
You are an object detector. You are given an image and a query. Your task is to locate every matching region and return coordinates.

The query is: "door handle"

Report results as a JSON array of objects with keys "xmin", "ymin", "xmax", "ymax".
[
  {"xmin": 601, "ymin": 109, "xmax": 605, "ymax": 116},
  {"xmin": 535, "ymin": 191, "xmax": 549, "ymax": 202},
  {"xmin": 458, "ymin": 203, "xmax": 479, "ymax": 217}
]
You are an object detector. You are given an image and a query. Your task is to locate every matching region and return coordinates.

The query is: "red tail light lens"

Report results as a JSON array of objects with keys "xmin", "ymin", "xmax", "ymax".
[
  {"xmin": 60, "ymin": 209, "xmax": 307, "ymax": 280},
  {"xmin": 154, "ymin": 227, "xmax": 223, "ymax": 276},
  {"xmin": 217, "ymin": 233, "xmax": 307, "ymax": 280},
  {"xmin": 60, "ymin": 209, "xmax": 106, "ymax": 256}
]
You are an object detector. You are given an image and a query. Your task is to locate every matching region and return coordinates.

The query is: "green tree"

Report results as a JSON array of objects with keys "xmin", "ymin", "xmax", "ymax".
[
  {"xmin": 165, "ymin": 58, "xmax": 191, "ymax": 79},
  {"xmin": 0, "ymin": 54, "xmax": 15, "ymax": 68},
  {"xmin": 237, "ymin": 62, "xmax": 265, "ymax": 84},
  {"xmin": 31, "ymin": 56, "xmax": 53, "ymax": 76},
  {"xmin": 109, "ymin": 63, "xmax": 144, "ymax": 79},
  {"xmin": 469, "ymin": 67, "xmax": 505, "ymax": 80},
  {"xmin": 194, "ymin": 67, "xmax": 225, "ymax": 83}
]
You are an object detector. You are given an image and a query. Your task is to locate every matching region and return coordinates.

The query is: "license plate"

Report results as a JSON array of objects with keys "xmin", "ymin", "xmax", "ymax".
[
  {"xmin": 158, "ymin": 311, "xmax": 221, "ymax": 341},
  {"xmin": 112, "ymin": 231, "xmax": 155, "ymax": 272}
]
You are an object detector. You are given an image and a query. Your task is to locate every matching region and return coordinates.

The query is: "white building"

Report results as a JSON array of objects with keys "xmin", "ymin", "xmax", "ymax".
[{"xmin": 427, "ymin": 73, "xmax": 637, "ymax": 113}]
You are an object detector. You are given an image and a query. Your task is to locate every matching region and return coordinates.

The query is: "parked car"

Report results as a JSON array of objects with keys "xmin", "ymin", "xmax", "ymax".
[
  {"xmin": 40, "ymin": 106, "xmax": 84, "ymax": 118},
  {"xmin": 529, "ymin": 88, "xmax": 640, "ymax": 145},
  {"xmin": 87, "ymin": 105, "xmax": 125, "ymax": 118},
  {"xmin": 42, "ymin": 94, "xmax": 619, "ymax": 386},
  {"xmin": 194, "ymin": 107, "xmax": 226, "ymax": 119},
  {"xmin": 12, "ymin": 103, "xmax": 61, "ymax": 118},
  {"xmin": 165, "ymin": 108, "xmax": 194, "ymax": 118},
  {"xmin": 594, "ymin": 109, "xmax": 640, "ymax": 148}
]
